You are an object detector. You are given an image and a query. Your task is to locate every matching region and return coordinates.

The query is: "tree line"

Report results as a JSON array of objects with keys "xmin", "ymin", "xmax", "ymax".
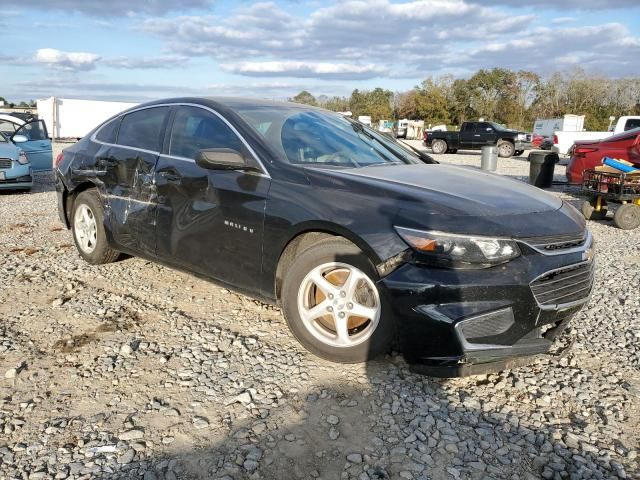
[{"xmin": 291, "ymin": 68, "xmax": 640, "ymax": 132}]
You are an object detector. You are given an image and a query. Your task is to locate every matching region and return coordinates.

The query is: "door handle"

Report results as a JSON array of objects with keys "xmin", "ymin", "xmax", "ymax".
[
  {"xmin": 158, "ymin": 171, "xmax": 181, "ymax": 182},
  {"xmin": 474, "ymin": 134, "xmax": 481, "ymax": 137}
]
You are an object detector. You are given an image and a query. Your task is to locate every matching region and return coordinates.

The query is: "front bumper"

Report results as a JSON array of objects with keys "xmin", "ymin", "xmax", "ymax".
[
  {"xmin": 0, "ymin": 163, "xmax": 32, "ymax": 190},
  {"xmin": 380, "ymin": 235, "xmax": 594, "ymax": 377},
  {"xmin": 515, "ymin": 140, "xmax": 532, "ymax": 150}
]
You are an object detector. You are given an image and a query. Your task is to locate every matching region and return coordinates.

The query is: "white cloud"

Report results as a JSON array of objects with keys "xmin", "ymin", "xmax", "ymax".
[
  {"xmin": 1, "ymin": 0, "xmax": 211, "ymax": 16},
  {"xmin": 220, "ymin": 61, "xmax": 387, "ymax": 79},
  {"xmin": 139, "ymin": 0, "xmax": 640, "ymax": 80},
  {"xmin": 104, "ymin": 55, "xmax": 189, "ymax": 69},
  {"xmin": 35, "ymin": 48, "xmax": 100, "ymax": 71},
  {"xmin": 474, "ymin": 0, "xmax": 638, "ymax": 8}
]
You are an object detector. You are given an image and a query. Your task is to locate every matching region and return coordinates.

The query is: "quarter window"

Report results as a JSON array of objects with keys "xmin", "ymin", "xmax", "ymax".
[
  {"xmin": 117, "ymin": 107, "xmax": 169, "ymax": 152},
  {"xmin": 169, "ymin": 106, "xmax": 244, "ymax": 160}
]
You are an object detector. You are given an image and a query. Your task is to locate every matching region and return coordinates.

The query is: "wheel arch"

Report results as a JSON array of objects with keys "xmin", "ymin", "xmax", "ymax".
[
  {"xmin": 273, "ymin": 222, "xmax": 381, "ymax": 301},
  {"xmin": 63, "ymin": 180, "xmax": 101, "ymax": 228}
]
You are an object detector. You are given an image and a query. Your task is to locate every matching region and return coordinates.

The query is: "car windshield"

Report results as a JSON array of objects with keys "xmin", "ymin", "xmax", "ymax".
[{"xmin": 234, "ymin": 105, "xmax": 422, "ymax": 168}]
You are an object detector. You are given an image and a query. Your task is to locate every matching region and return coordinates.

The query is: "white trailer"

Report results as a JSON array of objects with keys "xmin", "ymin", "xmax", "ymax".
[
  {"xmin": 533, "ymin": 115, "xmax": 585, "ymax": 137},
  {"xmin": 37, "ymin": 97, "xmax": 138, "ymax": 139}
]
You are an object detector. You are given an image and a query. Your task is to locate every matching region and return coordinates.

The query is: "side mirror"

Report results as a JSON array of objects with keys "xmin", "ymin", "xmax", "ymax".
[
  {"xmin": 12, "ymin": 134, "xmax": 28, "ymax": 143},
  {"xmin": 195, "ymin": 148, "xmax": 252, "ymax": 171}
]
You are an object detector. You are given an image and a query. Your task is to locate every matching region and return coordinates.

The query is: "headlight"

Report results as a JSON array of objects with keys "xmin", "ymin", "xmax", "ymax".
[
  {"xmin": 517, "ymin": 133, "xmax": 527, "ymax": 141},
  {"xmin": 17, "ymin": 151, "xmax": 29, "ymax": 165},
  {"xmin": 395, "ymin": 227, "xmax": 520, "ymax": 269}
]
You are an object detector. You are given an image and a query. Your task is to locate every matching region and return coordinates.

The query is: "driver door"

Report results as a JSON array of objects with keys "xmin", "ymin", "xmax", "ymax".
[
  {"xmin": 12, "ymin": 120, "xmax": 53, "ymax": 171},
  {"xmin": 154, "ymin": 105, "xmax": 270, "ymax": 293}
]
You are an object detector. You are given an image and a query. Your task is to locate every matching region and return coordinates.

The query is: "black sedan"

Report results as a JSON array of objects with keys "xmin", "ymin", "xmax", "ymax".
[{"xmin": 55, "ymin": 98, "xmax": 594, "ymax": 376}]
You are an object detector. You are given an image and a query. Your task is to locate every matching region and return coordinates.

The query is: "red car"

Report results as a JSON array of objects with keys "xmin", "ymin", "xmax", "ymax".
[{"xmin": 566, "ymin": 127, "xmax": 640, "ymax": 183}]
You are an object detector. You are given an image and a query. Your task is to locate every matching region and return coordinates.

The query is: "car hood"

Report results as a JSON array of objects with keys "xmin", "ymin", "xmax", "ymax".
[{"xmin": 307, "ymin": 163, "xmax": 562, "ymax": 217}]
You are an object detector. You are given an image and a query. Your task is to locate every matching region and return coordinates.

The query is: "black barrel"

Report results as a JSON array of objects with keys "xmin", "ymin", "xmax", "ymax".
[{"xmin": 528, "ymin": 151, "xmax": 559, "ymax": 188}]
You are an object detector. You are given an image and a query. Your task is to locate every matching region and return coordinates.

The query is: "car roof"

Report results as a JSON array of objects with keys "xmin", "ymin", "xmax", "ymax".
[
  {"xmin": 0, "ymin": 113, "xmax": 25, "ymax": 125},
  {"xmin": 134, "ymin": 96, "xmax": 321, "ymax": 112}
]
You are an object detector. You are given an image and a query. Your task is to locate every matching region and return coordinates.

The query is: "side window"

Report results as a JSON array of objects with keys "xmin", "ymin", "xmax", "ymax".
[
  {"xmin": 117, "ymin": 107, "xmax": 169, "ymax": 152},
  {"xmin": 14, "ymin": 120, "xmax": 49, "ymax": 141},
  {"xmin": 169, "ymin": 106, "xmax": 244, "ymax": 160},
  {"xmin": 477, "ymin": 122, "xmax": 491, "ymax": 132},
  {"xmin": 0, "ymin": 120, "xmax": 17, "ymax": 135},
  {"xmin": 96, "ymin": 116, "xmax": 121, "ymax": 143}
]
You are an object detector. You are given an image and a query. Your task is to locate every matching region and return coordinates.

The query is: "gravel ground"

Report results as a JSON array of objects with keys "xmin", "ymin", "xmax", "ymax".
[{"xmin": 0, "ymin": 143, "xmax": 638, "ymax": 480}]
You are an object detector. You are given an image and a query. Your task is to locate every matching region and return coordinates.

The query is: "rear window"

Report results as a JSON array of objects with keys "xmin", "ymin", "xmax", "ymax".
[
  {"xmin": 96, "ymin": 117, "xmax": 121, "ymax": 143},
  {"xmin": 117, "ymin": 107, "xmax": 169, "ymax": 152},
  {"xmin": 623, "ymin": 118, "xmax": 640, "ymax": 131}
]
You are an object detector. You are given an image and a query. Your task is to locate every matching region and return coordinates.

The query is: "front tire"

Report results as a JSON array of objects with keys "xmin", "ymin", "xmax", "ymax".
[
  {"xmin": 72, "ymin": 189, "xmax": 120, "ymax": 265},
  {"xmin": 431, "ymin": 139, "xmax": 447, "ymax": 154},
  {"xmin": 281, "ymin": 238, "xmax": 394, "ymax": 363},
  {"xmin": 581, "ymin": 199, "xmax": 608, "ymax": 220},
  {"xmin": 497, "ymin": 140, "xmax": 515, "ymax": 158}
]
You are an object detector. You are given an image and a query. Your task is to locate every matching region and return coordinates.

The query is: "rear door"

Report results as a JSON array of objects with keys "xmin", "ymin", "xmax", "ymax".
[
  {"xmin": 458, "ymin": 123, "xmax": 476, "ymax": 147},
  {"xmin": 97, "ymin": 106, "xmax": 170, "ymax": 254},
  {"xmin": 12, "ymin": 120, "xmax": 53, "ymax": 171},
  {"xmin": 154, "ymin": 105, "xmax": 270, "ymax": 292}
]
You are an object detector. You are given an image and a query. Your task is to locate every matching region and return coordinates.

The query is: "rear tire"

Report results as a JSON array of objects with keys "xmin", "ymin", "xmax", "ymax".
[
  {"xmin": 581, "ymin": 199, "xmax": 608, "ymax": 221},
  {"xmin": 613, "ymin": 204, "xmax": 640, "ymax": 230},
  {"xmin": 431, "ymin": 139, "xmax": 447, "ymax": 154},
  {"xmin": 497, "ymin": 140, "xmax": 515, "ymax": 158},
  {"xmin": 71, "ymin": 189, "xmax": 120, "ymax": 265},
  {"xmin": 281, "ymin": 238, "xmax": 395, "ymax": 363}
]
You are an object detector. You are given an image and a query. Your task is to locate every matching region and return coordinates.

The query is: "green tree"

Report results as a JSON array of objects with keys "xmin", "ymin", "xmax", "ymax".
[
  {"xmin": 290, "ymin": 90, "xmax": 317, "ymax": 106},
  {"xmin": 349, "ymin": 88, "xmax": 393, "ymax": 123}
]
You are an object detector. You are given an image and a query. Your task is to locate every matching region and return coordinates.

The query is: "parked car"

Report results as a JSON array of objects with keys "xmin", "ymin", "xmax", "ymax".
[
  {"xmin": 566, "ymin": 127, "xmax": 640, "ymax": 184},
  {"xmin": 0, "ymin": 114, "xmax": 53, "ymax": 171},
  {"xmin": 56, "ymin": 98, "xmax": 594, "ymax": 377},
  {"xmin": 553, "ymin": 115, "xmax": 640, "ymax": 156},
  {"xmin": 0, "ymin": 132, "xmax": 32, "ymax": 191},
  {"xmin": 424, "ymin": 121, "xmax": 532, "ymax": 158}
]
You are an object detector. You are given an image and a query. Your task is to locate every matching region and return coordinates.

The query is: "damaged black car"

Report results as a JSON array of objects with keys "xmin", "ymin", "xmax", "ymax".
[{"xmin": 55, "ymin": 98, "xmax": 594, "ymax": 376}]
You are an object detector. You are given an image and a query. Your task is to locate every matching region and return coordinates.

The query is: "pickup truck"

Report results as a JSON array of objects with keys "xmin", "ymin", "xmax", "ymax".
[
  {"xmin": 424, "ymin": 121, "xmax": 531, "ymax": 158},
  {"xmin": 552, "ymin": 115, "xmax": 640, "ymax": 156}
]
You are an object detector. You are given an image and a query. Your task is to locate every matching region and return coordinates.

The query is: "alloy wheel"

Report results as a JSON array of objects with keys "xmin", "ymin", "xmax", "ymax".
[
  {"xmin": 74, "ymin": 204, "xmax": 98, "ymax": 254},
  {"xmin": 297, "ymin": 262, "xmax": 381, "ymax": 348}
]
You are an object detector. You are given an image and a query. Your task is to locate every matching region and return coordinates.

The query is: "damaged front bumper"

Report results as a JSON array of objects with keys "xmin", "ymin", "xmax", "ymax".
[{"xmin": 379, "ymin": 235, "xmax": 594, "ymax": 377}]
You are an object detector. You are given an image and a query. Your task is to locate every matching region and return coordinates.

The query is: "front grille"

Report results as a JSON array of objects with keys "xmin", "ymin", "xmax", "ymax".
[
  {"xmin": 0, "ymin": 158, "xmax": 12, "ymax": 169},
  {"xmin": 519, "ymin": 231, "xmax": 587, "ymax": 252},
  {"xmin": 530, "ymin": 262, "xmax": 594, "ymax": 309}
]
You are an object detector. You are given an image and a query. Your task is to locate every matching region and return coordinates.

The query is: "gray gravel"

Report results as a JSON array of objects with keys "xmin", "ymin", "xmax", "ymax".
[{"xmin": 0, "ymin": 144, "xmax": 638, "ymax": 479}]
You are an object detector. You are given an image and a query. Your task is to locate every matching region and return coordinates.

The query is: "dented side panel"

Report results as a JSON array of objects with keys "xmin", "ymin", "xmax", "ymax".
[{"xmin": 98, "ymin": 144, "xmax": 160, "ymax": 253}]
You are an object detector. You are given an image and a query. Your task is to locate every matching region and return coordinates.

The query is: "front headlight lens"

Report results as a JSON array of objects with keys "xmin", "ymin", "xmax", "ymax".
[
  {"xmin": 17, "ymin": 151, "xmax": 29, "ymax": 165},
  {"xmin": 395, "ymin": 226, "xmax": 520, "ymax": 269}
]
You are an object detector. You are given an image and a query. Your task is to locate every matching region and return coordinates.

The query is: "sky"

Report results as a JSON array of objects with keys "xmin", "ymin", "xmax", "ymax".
[{"xmin": 1, "ymin": 0, "xmax": 639, "ymax": 103}]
